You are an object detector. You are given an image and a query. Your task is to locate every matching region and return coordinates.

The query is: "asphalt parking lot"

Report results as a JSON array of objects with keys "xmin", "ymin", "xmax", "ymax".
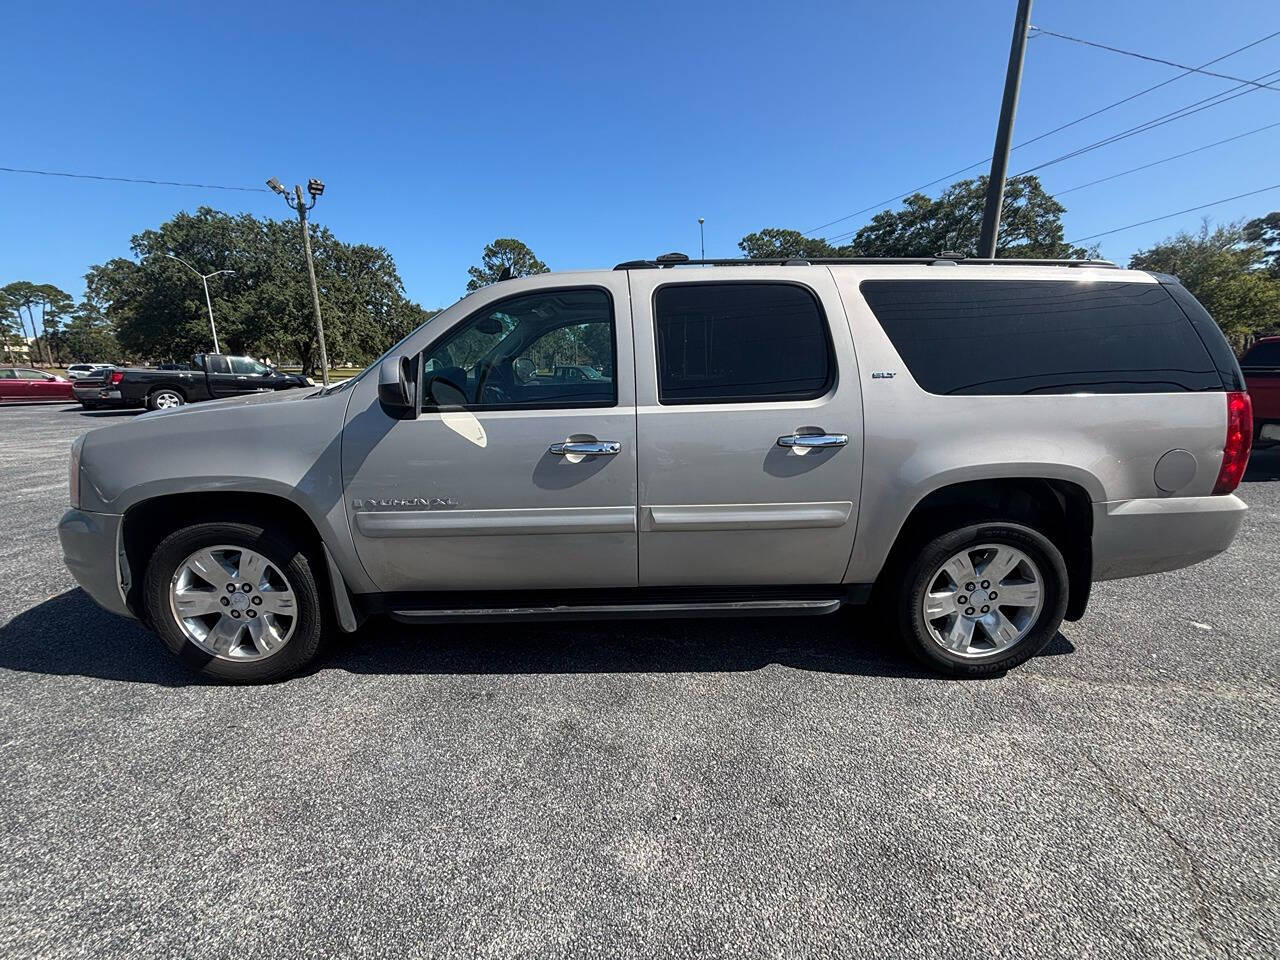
[{"xmin": 1, "ymin": 402, "xmax": 1277, "ymax": 959}]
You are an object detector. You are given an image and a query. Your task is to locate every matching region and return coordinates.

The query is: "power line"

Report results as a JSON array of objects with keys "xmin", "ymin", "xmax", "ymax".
[
  {"xmin": 1068, "ymin": 183, "xmax": 1280, "ymax": 243},
  {"xmin": 1054, "ymin": 120, "xmax": 1280, "ymax": 196},
  {"xmin": 1010, "ymin": 65, "xmax": 1280, "ymax": 178},
  {"xmin": 822, "ymin": 66, "xmax": 1279, "ymax": 245},
  {"xmin": 802, "ymin": 30, "xmax": 1280, "ymax": 238},
  {"xmin": 0, "ymin": 165, "xmax": 268, "ymax": 193},
  {"xmin": 1029, "ymin": 26, "xmax": 1280, "ymax": 91}
]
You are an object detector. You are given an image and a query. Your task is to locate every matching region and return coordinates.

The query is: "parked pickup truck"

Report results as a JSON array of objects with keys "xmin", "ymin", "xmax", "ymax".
[
  {"xmin": 1240, "ymin": 335, "xmax": 1280, "ymax": 446},
  {"xmin": 75, "ymin": 354, "xmax": 311, "ymax": 410},
  {"xmin": 59, "ymin": 254, "xmax": 1251, "ymax": 683}
]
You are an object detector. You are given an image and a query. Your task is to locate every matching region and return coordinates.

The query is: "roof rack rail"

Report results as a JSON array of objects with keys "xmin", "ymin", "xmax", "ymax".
[{"xmin": 613, "ymin": 254, "xmax": 1118, "ymax": 270}]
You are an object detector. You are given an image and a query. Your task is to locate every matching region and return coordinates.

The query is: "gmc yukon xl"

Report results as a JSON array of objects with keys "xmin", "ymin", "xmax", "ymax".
[{"xmin": 58, "ymin": 255, "xmax": 1252, "ymax": 682}]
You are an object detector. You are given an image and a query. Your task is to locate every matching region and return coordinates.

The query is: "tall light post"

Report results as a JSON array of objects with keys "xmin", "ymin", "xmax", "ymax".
[
  {"xmin": 698, "ymin": 217, "xmax": 705, "ymax": 261},
  {"xmin": 267, "ymin": 176, "xmax": 330, "ymax": 386},
  {"xmin": 977, "ymin": 0, "xmax": 1034, "ymax": 258},
  {"xmin": 159, "ymin": 253, "xmax": 234, "ymax": 353}
]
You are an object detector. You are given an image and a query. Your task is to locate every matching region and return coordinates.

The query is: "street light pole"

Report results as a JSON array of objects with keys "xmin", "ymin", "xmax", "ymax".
[
  {"xmin": 267, "ymin": 176, "xmax": 330, "ymax": 386},
  {"xmin": 977, "ymin": 0, "xmax": 1034, "ymax": 259},
  {"xmin": 698, "ymin": 217, "xmax": 705, "ymax": 261},
  {"xmin": 160, "ymin": 253, "xmax": 233, "ymax": 353}
]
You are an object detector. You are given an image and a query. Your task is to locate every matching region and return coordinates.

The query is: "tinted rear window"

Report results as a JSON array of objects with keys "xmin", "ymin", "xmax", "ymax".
[
  {"xmin": 654, "ymin": 282, "xmax": 833, "ymax": 404},
  {"xmin": 1242, "ymin": 340, "xmax": 1280, "ymax": 366},
  {"xmin": 860, "ymin": 279, "xmax": 1222, "ymax": 395}
]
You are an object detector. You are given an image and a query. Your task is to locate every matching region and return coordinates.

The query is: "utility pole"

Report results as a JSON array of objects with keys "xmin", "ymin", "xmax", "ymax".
[
  {"xmin": 977, "ymin": 0, "xmax": 1033, "ymax": 259},
  {"xmin": 158, "ymin": 254, "xmax": 234, "ymax": 353},
  {"xmin": 267, "ymin": 176, "xmax": 330, "ymax": 386},
  {"xmin": 698, "ymin": 217, "xmax": 705, "ymax": 260}
]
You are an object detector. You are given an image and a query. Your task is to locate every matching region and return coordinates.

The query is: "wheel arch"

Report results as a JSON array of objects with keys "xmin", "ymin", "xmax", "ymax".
[
  {"xmin": 148, "ymin": 384, "xmax": 188, "ymax": 404},
  {"xmin": 876, "ymin": 476, "xmax": 1093, "ymax": 622},
  {"xmin": 120, "ymin": 490, "xmax": 355, "ymax": 629}
]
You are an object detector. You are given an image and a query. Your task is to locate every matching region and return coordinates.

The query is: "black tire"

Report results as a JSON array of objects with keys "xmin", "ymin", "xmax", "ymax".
[
  {"xmin": 896, "ymin": 521, "xmax": 1068, "ymax": 678},
  {"xmin": 142, "ymin": 520, "xmax": 326, "ymax": 682},
  {"xmin": 147, "ymin": 388, "xmax": 185, "ymax": 411}
]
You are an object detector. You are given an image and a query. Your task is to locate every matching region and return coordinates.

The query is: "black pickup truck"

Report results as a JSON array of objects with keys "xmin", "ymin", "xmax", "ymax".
[{"xmin": 74, "ymin": 354, "xmax": 312, "ymax": 411}]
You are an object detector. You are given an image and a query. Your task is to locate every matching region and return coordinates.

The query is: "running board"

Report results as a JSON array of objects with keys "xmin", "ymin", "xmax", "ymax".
[{"xmin": 388, "ymin": 597, "xmax": 845, "ymax": 624}]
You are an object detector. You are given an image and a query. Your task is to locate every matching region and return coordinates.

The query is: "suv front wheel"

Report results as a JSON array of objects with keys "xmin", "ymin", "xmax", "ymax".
[
  {"xmin": 142, "ymin": 520, "xmax": 325, "ymax": 682},
  {"xmin": 897, "ymin": 522, "xmax": 1069, "ymax": 677}
]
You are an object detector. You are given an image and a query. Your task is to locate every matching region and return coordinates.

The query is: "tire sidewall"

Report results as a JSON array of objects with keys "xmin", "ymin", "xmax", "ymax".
[
  {"xmin": 899, "ymin": 522, "xmax": 1069, "ymax": 677},
  {"xmin": 142, "ymin": 521, "xmax": 324, "ymax": 682}
]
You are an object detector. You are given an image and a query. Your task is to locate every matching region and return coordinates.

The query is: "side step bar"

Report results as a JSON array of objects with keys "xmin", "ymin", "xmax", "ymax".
[{"xmin": 388, "ymin": 597, "xmax": 845, "ymax": 625}]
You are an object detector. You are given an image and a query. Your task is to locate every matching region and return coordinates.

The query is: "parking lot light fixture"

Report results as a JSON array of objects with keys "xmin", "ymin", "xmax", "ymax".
[{"xmin": 267, "ymin": 176, "xmax": 331, "ymax": 386}]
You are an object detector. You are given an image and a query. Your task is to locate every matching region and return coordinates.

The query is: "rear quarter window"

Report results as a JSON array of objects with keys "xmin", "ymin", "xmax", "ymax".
[{"xmin": 859, "ymin": 279, "xmax": 1223, "ymax": 395}]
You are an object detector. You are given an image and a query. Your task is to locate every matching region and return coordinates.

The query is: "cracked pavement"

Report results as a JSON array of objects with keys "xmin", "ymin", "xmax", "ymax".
[{"xmin": 1, "ymin": 403, "xmax": 1277, "ymax": 959}]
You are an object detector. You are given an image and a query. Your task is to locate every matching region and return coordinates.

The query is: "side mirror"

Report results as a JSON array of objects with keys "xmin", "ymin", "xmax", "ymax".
[
  {"xmin": 513, "ymin": 356, "xmax": 535, "ymax": 384},
  {"xmin": 378, "ymin": 354, "xmax": 420, "ymax": 419}
]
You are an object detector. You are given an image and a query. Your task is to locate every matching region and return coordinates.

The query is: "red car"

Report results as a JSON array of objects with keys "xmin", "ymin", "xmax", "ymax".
[
  {"xmin": 0, "ymin": 367, "xmax": 75, "ymax": 403},
  {"xmin": 1241, "ymin": 336, "xmax": 1280, "ymax": 445}
]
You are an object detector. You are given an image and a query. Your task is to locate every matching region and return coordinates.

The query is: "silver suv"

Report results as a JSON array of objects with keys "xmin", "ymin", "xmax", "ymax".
[{"xmin": 58, "ymin": 255, "xmax": 1252, "ymax": 682}]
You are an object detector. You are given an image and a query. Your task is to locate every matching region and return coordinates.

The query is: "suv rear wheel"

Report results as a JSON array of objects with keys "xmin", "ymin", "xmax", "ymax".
[
  {"xmin": 896, "ymin": 522, "xmax": 1068, "ymax": 677},
  {"xmin": 142, "ymin": 520, "xmax": 325, "ymax": 682}
]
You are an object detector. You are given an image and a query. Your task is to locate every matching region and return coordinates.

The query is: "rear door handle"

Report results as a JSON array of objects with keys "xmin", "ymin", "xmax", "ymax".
[
  {"xmin": 550, "ymin": 441, "xmax": 621, "ymax": 456},
  {"xmin": 777, "ymin": 433, "xmax": 849, "ymax": 448}
]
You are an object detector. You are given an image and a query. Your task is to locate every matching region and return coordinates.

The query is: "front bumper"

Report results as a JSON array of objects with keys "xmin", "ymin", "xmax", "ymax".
[
  {"xmin": 57, "ymin": 508, "xmax": 134, "ymax": 619},
  {"xmin": 1092, "ymin": 494, "xmax": 1247, "ymax": 581}
]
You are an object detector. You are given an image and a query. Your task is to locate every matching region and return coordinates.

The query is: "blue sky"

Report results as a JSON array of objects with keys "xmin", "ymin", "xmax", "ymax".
[{"xmin": 4, "ymin": 0, "xmax": 1279, "ymax": 316}]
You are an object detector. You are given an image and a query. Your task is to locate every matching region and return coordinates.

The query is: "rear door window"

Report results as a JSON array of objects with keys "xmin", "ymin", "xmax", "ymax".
[
  {"xmin": 653, "ymin": 282, "xmax": 833, "ymax": 404},
  {"xmin": 860, "ymin": 279, "xmax": 1222, "ymax": 395}
]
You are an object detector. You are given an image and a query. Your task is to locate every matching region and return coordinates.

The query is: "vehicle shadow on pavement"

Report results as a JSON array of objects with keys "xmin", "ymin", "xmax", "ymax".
[
  {"xmin": 0, "ymin": 588, "xmax": 1074, "ymax": 685},
  {"xmin": 1245, "ymin": 445, "xmax": 1280, "ymax": 482}
]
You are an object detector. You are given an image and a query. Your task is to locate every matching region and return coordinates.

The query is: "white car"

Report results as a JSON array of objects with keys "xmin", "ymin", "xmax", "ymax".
[{"xmin": 65, "ymin": 363, "xmax": 114, "ymax": 380}]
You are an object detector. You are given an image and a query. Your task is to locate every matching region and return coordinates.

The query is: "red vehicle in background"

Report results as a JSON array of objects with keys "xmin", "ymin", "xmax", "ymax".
[
  {"xmin": 0, "ymin": 367, "xmax": 75, "ymax": 403},
  {"xmin": 1240, "ymin": 336, "xmax": 1280, "ymax": 446}
]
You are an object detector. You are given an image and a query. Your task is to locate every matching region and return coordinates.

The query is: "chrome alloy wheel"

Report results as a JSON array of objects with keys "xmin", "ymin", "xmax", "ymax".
[
  {"xmin": 921, "ymin": 543, "xmax": 1044, "ymax": 659},
  {"xmin": 168, "ymin": 545, "xmax": 297, "ymax": 661},
  {"xmin": 153, "ymin": 391, "xmax": 183, "ymax": 409}
]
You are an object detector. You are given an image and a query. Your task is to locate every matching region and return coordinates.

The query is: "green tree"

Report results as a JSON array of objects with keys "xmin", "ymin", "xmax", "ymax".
[
  {"xmin": 1243, "ymin": 211, "xmax": 1280, "ymax": 276},
  {"xmin": 738, "ymin": 175, "xmax": 1089, "ymax": 262},
  {"xmin": 85, "ymin": 207, "xmax": 431, "ymax": 374},
  {"xmin": 0, "ymin": 293, "xmax": 23, "ymax": 362},
  {"xmin": 737, "ymin": 228, "xmax": 854, "ymax": 260},
  {"xmin": 1130, "ymin": 221, "xmax": 1280, "ymax": 352},
  {"xmin": 47, "ymin": 300, "xmax": 122, "ymax": 363},
  {"xmin": 849, "ymin": 175, "xmax": 1089, "ymax": 258},
  {"xmin": 466, "ymin": 238, "xmax": 548, "ymax": 292},
  {"xmin": 0, "ymin": 281, "xmax": 74, "ymax": 365}
]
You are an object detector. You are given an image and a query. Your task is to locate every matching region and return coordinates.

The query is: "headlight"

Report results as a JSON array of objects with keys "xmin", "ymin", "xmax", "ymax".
[
  {"xmin": 69, "ymin": 433, "xmax": 86, "ymax": 509},
  {"xmin": 305, "ymin": 377, "xmax": 315, "ymax": 386}
]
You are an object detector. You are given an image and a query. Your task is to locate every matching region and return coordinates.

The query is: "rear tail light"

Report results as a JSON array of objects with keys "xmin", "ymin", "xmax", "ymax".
[
  {"xmin": 1212, "ymin": 391, "xmax": 1252, "ymax": 495},
  {"xmin": 109, "ymin": 370, "xmax": 124, "ymax": 386}
]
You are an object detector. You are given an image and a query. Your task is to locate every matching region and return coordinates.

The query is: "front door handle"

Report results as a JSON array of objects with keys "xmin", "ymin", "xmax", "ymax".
[
  {"xmin": 777, "ymin": 433, "xmax": 849, "ymax": 449},
  {"xmin": 550, "ymin": 440, "xmax": 621, "ymax": 456}
]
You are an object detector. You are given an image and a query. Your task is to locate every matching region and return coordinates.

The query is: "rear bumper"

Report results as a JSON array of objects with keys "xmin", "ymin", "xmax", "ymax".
[
  {"xmin": 73, "ymin": 386, "xmax": 129, "ymax": 406},
  {"xmin": 1092, "ymin": 494, "xmax": 1247, "ymax": 581},
  {"xmin": 57, "ymin": 508, "xmax": 135, "ymax": 619}
]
